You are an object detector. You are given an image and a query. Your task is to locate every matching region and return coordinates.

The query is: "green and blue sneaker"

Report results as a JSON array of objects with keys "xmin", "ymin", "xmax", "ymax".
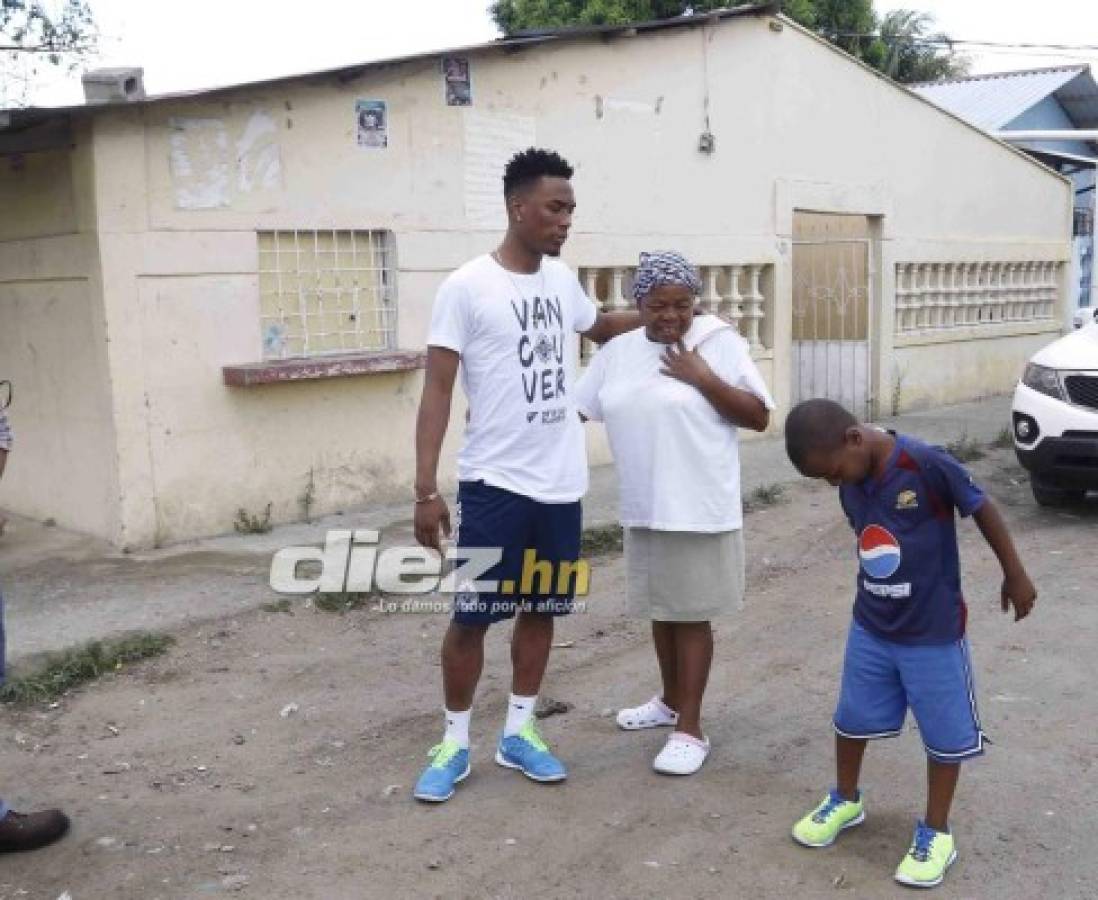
[
  {"xmin": 495, "ymin": 719, "xmax": 567, "ymax": 782},
  {"xmin": 792, "ymin": 788, "xmax": 866, "ymax": 848},
  {"xmin": 894, "ymin": 820, "xmax": 956, "ymax": 888},
  {"xmin": 413, "ymin": 737, "xmax": 470, "ymax": 803}
]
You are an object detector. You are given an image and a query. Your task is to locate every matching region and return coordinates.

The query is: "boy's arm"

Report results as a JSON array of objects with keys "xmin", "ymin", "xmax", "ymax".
[{"xmin": 972, "ymin": 499, "xmax": 1036, "ymax": 621}]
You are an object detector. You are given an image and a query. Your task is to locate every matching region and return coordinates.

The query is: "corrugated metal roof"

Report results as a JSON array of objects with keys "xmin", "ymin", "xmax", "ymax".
[
  {"xmin": 0, "ymin": 2, "xmax": 776, "ymax": 130},
  {"xmin": 1022, "ymin": 147, "xmax": 1098, "ymax": 169},
  {"xmin": 911, "ymin": 65, "xmax": 1087, "ymax": 130},
  {"xmin": 1057, "ymin": 71, "xmax": 1098, "ymax": 130},
  {"xmin": 0, "ymin": 4, "xmax": 1077, "ymax": 184}
]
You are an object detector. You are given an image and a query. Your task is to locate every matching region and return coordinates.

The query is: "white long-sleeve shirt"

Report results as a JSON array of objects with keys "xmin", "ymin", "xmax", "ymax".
[{"xmin": 0, "ymin": 407, "xmax": 12, "ymax": 452}]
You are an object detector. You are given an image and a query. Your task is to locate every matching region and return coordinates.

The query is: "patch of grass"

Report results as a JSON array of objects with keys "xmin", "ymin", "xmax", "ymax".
[
  {"xmin": 261, "ymin": 598, "xmax": 293, "ymax": 614},
  {"xmin": 313, "ymin": 591, "xmax": 375, "ymax": 613},
  {"xmin": 991, "ymin": 426, "xmax": 1014, "ymax": 449},
  {"xmin": 0, "ymin": 632, "xmax": 174, "ymax": 706},
  {"xmin": 945, "ymin": 432, "xmax": 986, "ymax": 463},
  {"xmin": 233, "ymin": 503, "xmax": 273, "ymax": 534},
  {"xmin": 744, "ymin": 482, "xmax": 787, "ymax": 513},
  {"xmin": 581, "ymin": 523, "xmax": 623, "ymax": 556}
]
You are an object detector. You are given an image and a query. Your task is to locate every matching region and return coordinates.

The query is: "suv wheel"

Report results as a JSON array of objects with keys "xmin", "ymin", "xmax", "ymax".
[{"xmin": 1031, "ymin": 476, "xmax": 1085, "ymax": 507}]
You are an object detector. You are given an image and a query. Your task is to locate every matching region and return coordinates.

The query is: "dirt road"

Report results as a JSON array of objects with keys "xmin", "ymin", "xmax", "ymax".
[{"xmin": 0, "ymin": 444, "xmax": 1094, "ymax": 899}]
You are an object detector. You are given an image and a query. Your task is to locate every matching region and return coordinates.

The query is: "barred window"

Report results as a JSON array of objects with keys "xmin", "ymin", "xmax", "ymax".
[{"xmin": 258, "ymin": 230, "xmax": 395, "ymax": 359}]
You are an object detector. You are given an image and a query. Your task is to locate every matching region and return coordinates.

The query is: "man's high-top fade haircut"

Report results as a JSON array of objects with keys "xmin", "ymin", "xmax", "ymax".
[
  {"xmin": 784, "ymin": 399, "xmax": 860, "ymax": 474},
  {"xmin": 503, "ymin": 148, "xmax": 573, "ymax": 198}
]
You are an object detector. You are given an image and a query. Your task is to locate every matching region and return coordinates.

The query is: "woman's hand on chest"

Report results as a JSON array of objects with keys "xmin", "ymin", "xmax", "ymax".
[{"xmin": 659, "ymin": 339, "xmax": 717, "ymax": 391}]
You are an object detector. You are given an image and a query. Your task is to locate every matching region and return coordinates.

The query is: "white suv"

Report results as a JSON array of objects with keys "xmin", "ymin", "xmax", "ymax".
[
  {"xmin": 1012, "ymin": 323, "xmax": 1098, "ymax": 505},
  {"xmin": 1073, "ymin": 305, "xmax": 1098, "ymax": 329}
]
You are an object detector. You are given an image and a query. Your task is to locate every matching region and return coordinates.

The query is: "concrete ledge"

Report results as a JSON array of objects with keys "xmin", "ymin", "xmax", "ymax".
[
  {"xmin": 894, "ymin": 321, "xmax": 1061, "ymax": 348},
  {"xmin": 222, "ymin": 350, "xmax": 426, "ymax": 386}
]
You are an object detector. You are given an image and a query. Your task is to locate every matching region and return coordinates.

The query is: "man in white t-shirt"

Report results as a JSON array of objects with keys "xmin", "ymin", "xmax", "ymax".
[{"xmin": 412, "ymin": 149, "xmax": 640, "ymax": 802}]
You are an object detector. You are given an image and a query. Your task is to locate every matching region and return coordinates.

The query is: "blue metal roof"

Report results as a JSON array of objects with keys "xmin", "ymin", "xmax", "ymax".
[{"xmin": 911, "ymin": 65, "xmax": 1098, "ymax": 131}]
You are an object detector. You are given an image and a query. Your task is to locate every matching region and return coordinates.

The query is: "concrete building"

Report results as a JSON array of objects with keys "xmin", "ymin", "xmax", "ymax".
[
  {"xmin": 913, "ymin": 65, "xmax": 1098, "ymax": 312},
  {"xmin": 0, "ymin": 6, "xmax": 1074, "ymax": 548}
]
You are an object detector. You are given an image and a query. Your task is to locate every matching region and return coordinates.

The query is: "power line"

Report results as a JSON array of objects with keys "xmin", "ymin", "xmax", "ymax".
[{"xmin": 823, "ymin": 32, "xmax": 1098, "ymax": 53}]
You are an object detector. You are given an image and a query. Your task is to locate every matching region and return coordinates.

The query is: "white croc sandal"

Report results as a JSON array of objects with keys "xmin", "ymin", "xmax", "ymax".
[
  {"xmin": 616, "ymin": 696, "xmax": 679, "ymax": 731},
  {"xmin": 653, "ymin": 732, "xmax": 710, "ymax": 776}
]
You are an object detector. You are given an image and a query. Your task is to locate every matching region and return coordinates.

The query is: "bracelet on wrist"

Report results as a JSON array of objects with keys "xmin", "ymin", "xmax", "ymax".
[{"xmin": 414, "ymin": 491, "xmax": 440, "ymax": 504}]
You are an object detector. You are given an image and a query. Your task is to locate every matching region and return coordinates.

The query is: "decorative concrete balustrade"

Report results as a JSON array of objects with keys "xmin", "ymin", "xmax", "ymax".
[
  {"xmin": 578, "ymin": 263, "xmax": 773, "ymax": 361},
  {"xmin": 894, "ymin": 261, "xmax": 1062, "ymax": 334}
]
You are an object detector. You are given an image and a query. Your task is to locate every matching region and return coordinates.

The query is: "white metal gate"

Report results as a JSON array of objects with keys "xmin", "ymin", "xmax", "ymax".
[{"xmin": 791, "ymin": 212, "xmax": 874, "ymax": 420}]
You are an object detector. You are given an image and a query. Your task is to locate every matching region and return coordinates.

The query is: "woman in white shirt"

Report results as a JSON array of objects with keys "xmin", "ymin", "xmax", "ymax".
[{"xmin": 574, "ymin": 251, "xmax": 775, "ymax": 775}]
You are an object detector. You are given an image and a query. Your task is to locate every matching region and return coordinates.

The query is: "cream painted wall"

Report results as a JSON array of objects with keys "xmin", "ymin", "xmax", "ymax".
[
  {"xmin": 3, "ymin": 12, "xmax": 1072, "ymax": 546},
  {"xmin": 131, "ymin": 270, "xmax": 464, "ymax": 545},
  {"xmin": 0, "ymin": 149, "xmax": 78, "ymax": 240},
  {"xmin": 0, "ymin": 126, "xmax": 121, "ymax": 539},
  {"xmin": 892, "ymin": 327, "xmax": 1061, "ymax": 412}
]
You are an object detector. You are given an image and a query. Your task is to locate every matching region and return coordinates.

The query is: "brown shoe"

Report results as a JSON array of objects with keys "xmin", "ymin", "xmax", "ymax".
[{"xmin": 0, "ymin": 809, "xmax": 71, "ymax": 852}]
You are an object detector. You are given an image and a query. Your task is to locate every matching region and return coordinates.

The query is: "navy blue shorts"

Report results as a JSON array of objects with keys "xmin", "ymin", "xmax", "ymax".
[
  {"xmin": 451, "ymin": 480, "xmax": 582, "ymax": 627},
  {"xmin": 833, "ymin": 621, "xmax": 987, "ymax": 763}
]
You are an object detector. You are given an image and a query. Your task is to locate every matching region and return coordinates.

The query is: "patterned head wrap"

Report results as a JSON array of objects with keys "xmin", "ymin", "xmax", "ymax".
[{"xmin": 632, "ymin": 250, "xmax": 702, "ymax": 304}]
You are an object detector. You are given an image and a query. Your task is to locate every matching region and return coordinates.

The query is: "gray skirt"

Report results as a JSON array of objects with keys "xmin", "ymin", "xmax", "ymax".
[{"xmin": 624, "ymin": 527, "xmax": 746, "ymax": 622}]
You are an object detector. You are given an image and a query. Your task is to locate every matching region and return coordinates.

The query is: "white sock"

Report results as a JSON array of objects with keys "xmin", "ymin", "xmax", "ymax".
[
  {"xmin": 444, "ymin": 707, "xmax": 471, "ymax": 749},
  {"xmin": 504, "ymin": 694, "xmax": 537, "ymax": 737}
]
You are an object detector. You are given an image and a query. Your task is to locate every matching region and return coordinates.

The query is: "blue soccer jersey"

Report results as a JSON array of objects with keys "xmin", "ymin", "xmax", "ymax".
[{"xmin": 839, "ymin": 433, "xmax": 987, "ymax": 645}]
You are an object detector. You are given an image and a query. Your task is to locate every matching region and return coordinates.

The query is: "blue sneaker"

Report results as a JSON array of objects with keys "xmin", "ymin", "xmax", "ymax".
[
  {"xmin": 413, "ymin": 738, "xmax": 470, "ymax": 803},
  {"xmin": 495, "ymin": 719, "xmax": 567, "ymax": 782}
]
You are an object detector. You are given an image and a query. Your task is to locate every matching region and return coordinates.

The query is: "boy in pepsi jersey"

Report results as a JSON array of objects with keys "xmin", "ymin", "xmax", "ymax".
[{"xmin": 783, "ymin": 399, "xmax": 1036, "ymax": 890}]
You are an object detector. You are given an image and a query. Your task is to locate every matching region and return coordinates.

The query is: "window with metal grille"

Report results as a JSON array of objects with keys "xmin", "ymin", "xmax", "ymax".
[{"xmin": 258, "ymin": 230, "xmax": 395, "ymax": 359}]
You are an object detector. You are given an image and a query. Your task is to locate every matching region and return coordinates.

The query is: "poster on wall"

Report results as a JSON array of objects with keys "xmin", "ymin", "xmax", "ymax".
[
  {"xmin": 356, "ymin": 99, "xmax": 388, "ymax": 148},
  {"xmin": 442, "ymin": 56, "xmax": 472, "ymax": 107}
]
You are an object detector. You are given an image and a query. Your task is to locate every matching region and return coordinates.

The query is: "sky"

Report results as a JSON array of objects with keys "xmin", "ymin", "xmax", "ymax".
[{"xmin": 15, "ymin": 0, "xmax": 1098, "ymax": 107}]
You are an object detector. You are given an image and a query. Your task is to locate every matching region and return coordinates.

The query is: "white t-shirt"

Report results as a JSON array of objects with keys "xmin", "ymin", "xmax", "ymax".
[
  {"xmin": 573, "ymin": 315, "xmax": 776, "ymax": 531},
  {"xmin": 427, "ymin": 254, "xmax": 599, "ymax": 502}
]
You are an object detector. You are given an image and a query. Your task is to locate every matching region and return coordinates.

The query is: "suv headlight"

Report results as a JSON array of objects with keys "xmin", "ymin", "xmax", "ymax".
[{"xmin": 1021, "ymin": 363, "xmax": 1064, "ymax": 400}]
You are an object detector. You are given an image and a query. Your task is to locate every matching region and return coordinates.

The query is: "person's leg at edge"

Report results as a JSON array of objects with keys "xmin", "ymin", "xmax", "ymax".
[
  {"xmin": 672, "ymin": 621, "xmax": 713, "ymax": 739},
  {"xmin": 652, "ymin": 620, "xmax": 679, "ymax": 712},
  {"xmin": 0, "ymin": 592, "xmax": 70, "ymax": 845},
  {"xmin": 837, "ymin": 734, "xmax": 868, "ymax": 800},
  {"xmin": 925, "ymin": 758, "xmax": 960, "ymax": 832}
]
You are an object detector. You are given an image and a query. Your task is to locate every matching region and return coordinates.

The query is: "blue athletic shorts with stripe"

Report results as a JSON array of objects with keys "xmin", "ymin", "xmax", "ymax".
[
  {"xmin": 833, "ymin": 620, "xmax": 987, "ymax": 763},
  {"xmin": 451, "ymin": 480, "xmax": 582, "ymax": 627}
]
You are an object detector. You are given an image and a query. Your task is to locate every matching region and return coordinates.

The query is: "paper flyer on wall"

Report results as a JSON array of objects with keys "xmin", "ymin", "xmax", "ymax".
[
  {"xmin": 442, "ymin": 56, "xmax": 472, "ymax": 107},
  {"xmin": 356, "ymin": 99, "xmax": 388, "ymax": 148}
]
